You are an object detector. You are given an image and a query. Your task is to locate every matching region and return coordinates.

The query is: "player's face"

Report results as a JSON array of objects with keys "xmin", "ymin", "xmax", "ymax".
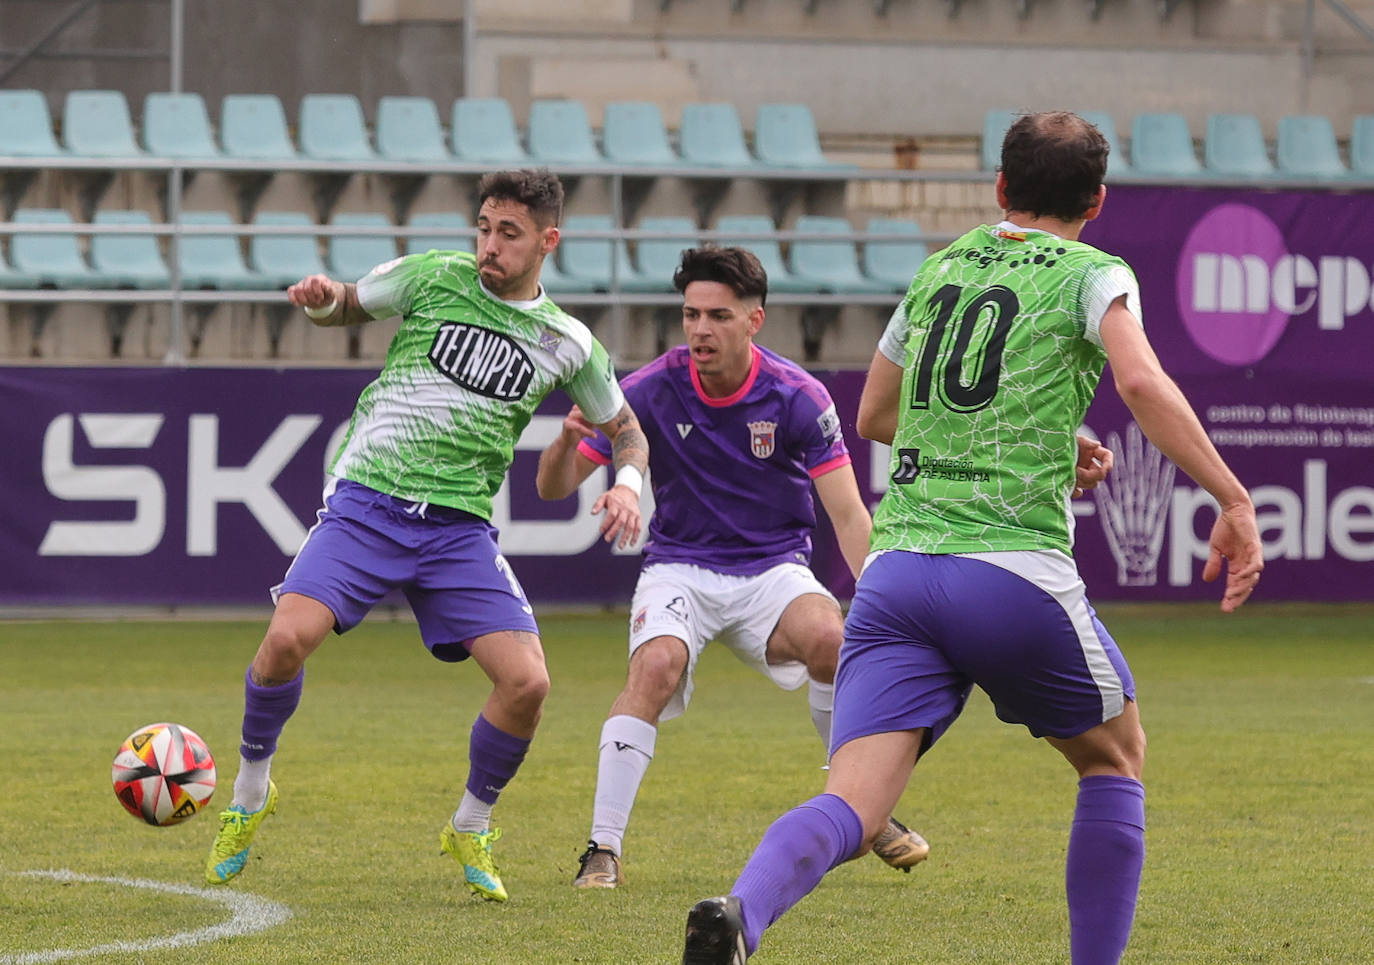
[
  {"xmin": 476, "ymin": 199, "xmax": 558, "ymax": 298},
  {"xmin": 681, "ymin": 281, "xmax": 763, "ymax": 384}
]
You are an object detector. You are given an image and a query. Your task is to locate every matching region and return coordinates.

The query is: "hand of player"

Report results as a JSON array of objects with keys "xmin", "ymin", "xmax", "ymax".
[
  {"xmin": 591, "ymin": 482, "xmax": 642, "ymax": 550},
  {"xmin": 1072, "ymin": 434, "xmax": 1114, "ymax": 498},
  {"xmin": 286, "ymin": 274, "xmax": 342, "ymax": 311},
  {"xmin": 1202, "ymin": 500, "xmax": 1263, "ymax": 612},
  {"xmin": 561, "ymin": 405, "xmax": 598, "ymax": 443}
]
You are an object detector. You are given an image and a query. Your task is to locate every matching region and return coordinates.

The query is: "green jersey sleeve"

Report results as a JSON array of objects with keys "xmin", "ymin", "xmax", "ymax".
[
  {"xmin": 355, "ymin": 254, "xmax": 423, "ymax": 319},
  {"xmin": 560, "ymin": 334, "xmax": 625, "ymax": 426}
]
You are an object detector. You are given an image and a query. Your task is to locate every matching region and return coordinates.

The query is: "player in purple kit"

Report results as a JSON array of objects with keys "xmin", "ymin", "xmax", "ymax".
[{"xmin": 536, "ymin": 246, "xmax": 934, "ymax": 888}]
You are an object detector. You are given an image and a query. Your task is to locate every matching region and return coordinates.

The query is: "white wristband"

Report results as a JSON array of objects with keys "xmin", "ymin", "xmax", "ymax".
[
  {"xmin": 303, "ymin": 299, "xmax": 339, "ymax": 320},
  {"xmin": 614, "ymin": 464, "xmax": 644, "ymax": 498}
]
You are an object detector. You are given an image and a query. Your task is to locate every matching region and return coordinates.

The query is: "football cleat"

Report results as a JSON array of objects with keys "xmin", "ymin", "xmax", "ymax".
[
  {"xmin": 205, "ymin": 779, "xmax": 279, "ymax": 885},
  {"xmin": 572, "ymin": 840, "xmax": 621, "ymax": 889},
  {"xmin": 440, "ymin": 825, "xmax": 508, "ymax": 901},
  {"xmin": 871, "ymin": 816, "xmax": 930, "ymax": 872},
  {"xmin": 683, "ymin": 895, "xmax": 748, "ymax": 964}
]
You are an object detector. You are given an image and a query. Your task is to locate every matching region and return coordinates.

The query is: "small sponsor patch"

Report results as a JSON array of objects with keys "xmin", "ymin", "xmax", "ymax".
[
  {"xmin": 632, "ymin": 607, "xmax": 647, "ymax": 634},
  {"xmin": 816, "ymin": 405, "xmax": 841, "ymax": 440}
]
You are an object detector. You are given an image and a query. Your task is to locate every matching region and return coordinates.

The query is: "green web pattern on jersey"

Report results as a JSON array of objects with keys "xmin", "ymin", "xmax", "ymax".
[
  {"xmin": 870, "ymin": 225, "xmax": 1133, "ymax": 555},
  {"xmin": 331, "ymin": 250, "xmax": 619, "ymax": 520}
]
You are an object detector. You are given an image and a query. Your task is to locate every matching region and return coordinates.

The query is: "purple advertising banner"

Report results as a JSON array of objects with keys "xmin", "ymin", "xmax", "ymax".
[{"xmin": 0, "ymin": 187, "xmax": 1369, "ymax": 607}]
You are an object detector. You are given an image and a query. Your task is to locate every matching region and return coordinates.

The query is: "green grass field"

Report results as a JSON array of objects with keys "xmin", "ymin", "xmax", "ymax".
[{"xmin": 2, "ymin": 603, "xmax": 1371, "ymax": 964}]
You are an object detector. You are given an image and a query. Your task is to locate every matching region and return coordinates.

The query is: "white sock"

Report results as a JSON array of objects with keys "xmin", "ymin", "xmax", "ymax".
[
  {"xmin": 452, "ymin": 791, "xmax": 494, "ymax": 833},
  {"xmin": 808, "ymin": 678, "xmax": 834, "ymax": 751},
  {"xmin": 232, "ymin": 755, "xmax": 273, "ymax": 811},
  {"xmin": 589, "ymin": 715, "xmax": 657, "ymax": 857}
]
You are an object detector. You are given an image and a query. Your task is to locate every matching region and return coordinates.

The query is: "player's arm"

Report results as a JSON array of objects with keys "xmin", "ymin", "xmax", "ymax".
[
  {"xmin": 586, "ymin": 402, "xmax": 649, "ymax": 549},
  {"xmin": 1100, "ymin": 298, "xmax": 1262, "ymax": 611},
  {"xmin": 857, "ymin": 348, "xmax": 903, "ymax": 445},
  {"xmin": 286, "ymin": 275, "xmax": 372, "ymax": 327},
  {"xmin": 536, "ymin": 405, "xmax": 602, "ymax": 501},
  {"xmin": 813, "ymin": 464, "xmax": 873, "ymax": 580}
]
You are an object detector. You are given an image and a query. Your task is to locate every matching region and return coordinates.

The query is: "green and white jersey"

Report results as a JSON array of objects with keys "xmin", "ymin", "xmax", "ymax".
[
  {"xmin": 331, "ymin": 249, "xmax": 624, "ymax": 520},
  {"xmin": 871, "ymin": 222, "xmax": 1141, "ymax": 555}
]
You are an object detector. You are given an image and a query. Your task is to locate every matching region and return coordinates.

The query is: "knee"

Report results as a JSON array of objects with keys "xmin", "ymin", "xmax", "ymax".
[
  {"xmin": 627, "ymin": 643, "xmax": 687, "ymax": 701},
  {"xmin": 803, "ymin": 626, "xmax": 842, "ymax": 683},
  {"xmin": 498, "ymin": 664, "xmax": 551, "ymax": 716},
  {"xmin": 256, "ymin": 624, "xmax": 316, "ymax": 679}
]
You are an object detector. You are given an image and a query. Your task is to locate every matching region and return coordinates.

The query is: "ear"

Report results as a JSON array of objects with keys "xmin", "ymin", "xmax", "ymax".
[
  {"xmin": 994, "ymin": 171, "xmax": 1010, "ymax": 211},
  {"xmin": 540, "ymin": 225, "xmax": 560, "ymax": 255},
  {"xmin": 748, "ymin": 304, "xmax": 765, "ymax": 337},
  {"xmin": 1082, "ymin": 184, "xmax": 1107, "ymax": 223}
]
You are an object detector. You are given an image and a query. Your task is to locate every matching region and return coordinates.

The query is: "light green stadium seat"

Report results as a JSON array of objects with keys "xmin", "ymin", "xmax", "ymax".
[
  {"xmin": 1352, "ymin": 115, "xmax": 1374, "ymax": 178},
  {"xmin": 298, "ymin": 94, "xmax": 377, "ymax": 162},
  {"xmin": 602, "ymin": 102, "xmax": 679, "ymax": 166},
  {"xmin": 451, "ymin": 98, "xmax": 529, "ymax": 164},
  {"xmin": 141, "ymin": 92, "xmax": 220, "ymax": 159},
  {"xmin": 528, "ymin": 99, "xmax": 604, "ymax": 166},
  {"xmin": 327, "ymin": 213, "xmax": 399, "ymax": 282},
  {"xmin": 249, "ymin": 211, "xmax": 326, "ymax": 287},
  {"xmin": 862, "ymin": 217, "xmax": 928, "ymax": 293},
  {"xmin": 0, "ymin": 89, "xmax": 65, "ymax": 156},
  {"xmin": 1205, "ymin": 113, "xmax": 1275, "ymax": 177},
  {"xmin": 173, "ymin": 211, "xmax": 267, "ymax": 290},
  {"xmin": 790, "ymin": 216, "xmax": 892, "ymax": 294},
  {"xmin": 376, "ymin": 96, "xmax": 451, "ymax": 162},
  {"xmin": 10, "ymin": 209, "xmax": 102, "ymax": 287},
  {"xmin": 62, "ymin": 90, "xmax": 143, "ymax": 158},
  {"xmin": 679, "ymin": 103, "xmax": 756, "ymax": 168},
  {"xmin": 754, "ymin": 103, "xmax": 852, "ymax": 169},
  {"xmin": 1276, "ymin": 115, "xmax": 1347, "ymax": 179},
  {"xmin": 91, "ymin": 210, "xmax": 171, "ymax": 288},
  {"xmin": 558, "ymin": 214, "xmax": 647, "ymax": 290},
  {"xmin": 630, "ymin": 216, "xmax": 698, "ymax": 291},
  {"xmin": 1130, "ymin": 113, "xmax": 1202, "ymax": 178},
  {"xmin": 0, "ymin": 249, "xmax": 40, "ymax": 288},
  {"xmin": 714, "ymin": 215, "xmax": 814, "ymax": 293},
  {"xmin": 220, "ymin": 94, "xmax": 298, "ymax": 160},
  {"xmin": 405, "ymin": 211, "xmax": 471, "ymax": 255},
  {"xmin": 981, "ymin": 109, "xmax": 1020, "ymax": 171}
]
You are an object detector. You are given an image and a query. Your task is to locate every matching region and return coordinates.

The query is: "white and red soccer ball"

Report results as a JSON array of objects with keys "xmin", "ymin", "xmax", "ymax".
[{"xmin": 111, "ymin": 723, "xmax": 217, "ymax": 827}]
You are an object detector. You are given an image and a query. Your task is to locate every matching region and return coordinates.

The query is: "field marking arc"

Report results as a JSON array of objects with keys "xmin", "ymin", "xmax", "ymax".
[{"xmin": 1, "ymin": 869, "xmax": 291, "ymax": 964}]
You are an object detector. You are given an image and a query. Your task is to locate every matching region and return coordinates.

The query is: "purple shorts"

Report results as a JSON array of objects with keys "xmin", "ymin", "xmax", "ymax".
[
  {"xmin": 274, "ymin": 479, "xmax": 538, "ymax": 661},
  {"xmin": 831, "ymin": 550, "xmax": 1135, "ymax": 755}
]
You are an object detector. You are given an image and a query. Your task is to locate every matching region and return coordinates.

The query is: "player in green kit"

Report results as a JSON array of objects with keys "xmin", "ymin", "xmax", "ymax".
[
  {"xmin": 681, "ymin": 112, "xmax": 1263, "ymax": 964},
  {"xmin": 204, "ymin": 170, "xmax": 649, "ymax": 903}
]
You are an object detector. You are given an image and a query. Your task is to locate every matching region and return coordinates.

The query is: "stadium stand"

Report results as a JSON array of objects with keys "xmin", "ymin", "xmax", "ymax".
[
  {"xmin": 980, "ymin": 109, "xmax": 1019, "ymax": 171},
  {"xmin": 631, "ymin": 216, "xmax": 699, "ymax": 290},
  {"xmin": 326, "ymin": 212, "xmax": 399, "ymax": 282},
  {"xmin": 174, "ymin": 211, "xmax": 268, "ymax": 290},
  {"xmin": 558, "ymin": 213, "xmax": 651, "ymax": 290},
  {"xmin": 714, "ymin": 215, "xmax": 815, "ymax": 293},
  {"xmin": 219, "ymin": 94, "xmax": 298, "ymax": 160},
  {"xmin": 0, "ymin": 249, "xmax": 39, "ymax": 289},
  {"xmin": 376, "ymin": 96, "xmax": 451, "ymax": 163},
  {"xmin": 678, "ymin": 103, "xmax": 757, "ymax": 168},
  {"xmin": 298, "ymin": 94, "xmax": 378, "ymax": 161},
  {"xmin": 1276, "ymin": 115, "xmax": 1348, "ymax": 179},
  {"xmin": 789, "ymin": 215, "xmax": 893, "ymax": 294},
  {"xmin": 9, "ymin": 209, "xmax": 102, "ymax": 287},
  {"xmin": 141, "ymin": 93, "xmax": 220, "ymax": 159},
  {"xmin": 1353, "ymin": 115, "xmax": 1374, "ymax": 179},
  {"xmin": 248, "ymin": 211, "xmax": 328, "ymax": 287},
  {"xmin": 527, "ymin": 99, "xmax": 606, "ymax": 166},
  {"xmin": 450, "ymin": 97, "xmax": 530, "ymax": 165},
  {"xmin": 754, "ymin": 103, "xmax": 853, "ymax": 169},
  {"xmin": 0, "ymin": 90, "xmax": 65, "ymax": 156},
  {"xmin": 1204, "ymin": 113, "xmax": 1276, "ymax": 177},
  {"xmin": 861, "ymin": 216, "xmax": 929, "ymax": 293},
  {"xmin": 405, "ymin": 211, "xmax": 471, "ymax": 255},
  {"xmin": 1129, "ymin": 112, "xmax": 1203, "ymax": 178},
  {"xmin": 90, "ymin": 210, "xmax": 171, "ymax": 288},
  {"xmin": 61, "ymin": 90, "xmax": 143, "ymax": 158},
  {"xmin": 602, "ymin": 102, "xmax": 680, "ymax": 167}
]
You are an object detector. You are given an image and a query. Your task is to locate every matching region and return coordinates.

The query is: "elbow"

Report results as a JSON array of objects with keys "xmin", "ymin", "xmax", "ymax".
[{"xmin": 856, "ymin": 412, "xmax": 893, "ymax": 446}]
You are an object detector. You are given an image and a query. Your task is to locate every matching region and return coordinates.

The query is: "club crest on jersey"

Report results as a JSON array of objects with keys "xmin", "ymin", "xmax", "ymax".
[
  {"xmin": 428, "ymin": 322, "xmax": 535, "ymax": 400},
  {"xmin": 538, "ymin": 329, "xmax": 562, "ymax": 353},
  {"xmin": 632, "ymin": 607, "xmax": 647, "ymax": 634},
  {"xmin": 747, "ymin": 420, "xmax": 778, "ymax": 459}
]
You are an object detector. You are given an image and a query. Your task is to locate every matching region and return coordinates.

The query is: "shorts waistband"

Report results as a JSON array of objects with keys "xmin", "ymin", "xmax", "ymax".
[{"xmin": 335, "ymin": 478, "xmax": 484, "ymax": 525}]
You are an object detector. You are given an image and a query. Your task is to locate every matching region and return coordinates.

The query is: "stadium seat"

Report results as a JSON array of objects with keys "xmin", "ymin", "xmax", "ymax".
[
  {"xmin": 141, "ymin": 92, "xmax": 220, "ymax": 159},
  {"xmin": 558, "ymin": 214, "xmax": 647, "ymax": 290},
  {"xmin": 753, "ymin": 103, "xmax": 849, "ymax": 168},
  {"xmin": 1351, "ymin": 115, "xmax": 1374, "ymax": 178},
  {"xmin": 631, "ymin": 216, "xmax": 698, "ymax": 290},
  {"xmin": 1276, "ymin": 115, "xmax": 1347, "ymax": 178},
  {"xmin": 679, "ymin": 103, "xmax": 756, "ymax": 168},
  {"xmin": 405, "ymin": 211, "xmax": 471, "ymax": 255},
  {"xmin": 90, "ymin": 210, "xmax": 171, "ymax": 288},
  {"xmin": 62, "ymin": 90, "xmax": 143, "ymax": 157},
  {"xmin": 220, "ymin": 94, "xmax": 298, "ymax": 160},
  {"xmin": 1204, "ymin": 113, "xmax": 1275, "ymax": 177},
  {"xmin": 0, "ymin": 252, "xmax": 40, "ymax": 288},
  {"xmin": 1077, "ymin": 110, "xmax": 1132, "ymax": 177},
  {"xmin": 1129, "ymin": 112, "xmax": 1202, "ymax": 177},
  {"xmin": 376, "ymin": 95, "xmax": 451, "ymax": 162},
  {"xmin": 451, "ymin": 98, "xmax": 529, "ymax": 164},
  {"xmin": 10, "ymin": 209, "xmax": 102, "ymax": 287},
  {"xmin": 173, "ymin": 211, "xmax": 267, "ymax": 289},
  {"xmin": 538, "ymin": 255, "xmax": 600, "ymax": 295},
  {"xmin": 248, "ymin": 211, "xmax": 327, "ymax": 287},
  {"xmin": 298, "ymin": 94, "xmax": 378, "ymax": 161},
  {"xmin": 714, "ymin": 215, "xmax": 814, "ymax": 293},
  {"xmin": 0, "ymin": 89, "xmax": 65, "ymax": 156},
  {"xmin": 980, "ymin": 109, "xmax": 1020, "ymax": 171},
  {"xmin": 527, "ymin": 99, "xmax": 604, "ymax": 166},
  {"xmin": 327, "ymin": 212, "xmax": 399, "ymax": 282},
  {"xmin": 862, "ymin": 217, "xmax": 928, "ymax": 292},
  {"xmin": 602, "ymin": 102, "xmax": 680, "ymax": 166},
  {"xmin": 789, "ymin": 216, "xmax": 892, "ymax": 294}
]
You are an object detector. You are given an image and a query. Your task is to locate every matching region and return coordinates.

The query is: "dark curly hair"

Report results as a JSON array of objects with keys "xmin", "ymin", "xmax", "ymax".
[
  {"xmin": 672, "ymin": 245, "xmax": 768, "ymax": 306},
  {"xmin": 1000, "ymin": 112, "xmax": 1109, "ymax": 222},
  {"xmin": 477, "ymin": 169, "xmax": 565, "ymax": 228}
]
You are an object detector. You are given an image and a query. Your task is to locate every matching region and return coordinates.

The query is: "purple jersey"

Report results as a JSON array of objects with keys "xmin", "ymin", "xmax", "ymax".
[{"xmin": 579, "ymin": 344, "xmax": 850, "ymax": 575}]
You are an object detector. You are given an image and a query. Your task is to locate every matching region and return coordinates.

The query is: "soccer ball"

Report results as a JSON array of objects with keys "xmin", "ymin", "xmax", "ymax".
[{"xmin": 111, "ymin": 722, "xmax": 217, "ymax": 827}]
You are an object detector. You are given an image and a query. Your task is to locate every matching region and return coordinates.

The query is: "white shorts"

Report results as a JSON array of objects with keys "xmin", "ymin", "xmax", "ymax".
[{"xmin": 627, "ymin": 561, "xmax": 839, "ymax": 721}]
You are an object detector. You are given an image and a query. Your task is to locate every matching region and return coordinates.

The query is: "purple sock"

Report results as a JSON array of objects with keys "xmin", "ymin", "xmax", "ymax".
[
  {"xmin": 239, "ymin": 667, "xmax": 303, "ymax": 760},
  {"xmin": 1066, "ymin": 775, "xmax": 1146, "ymax": 965},
  {"xmin": 465, "ymin": 715, "xmax": 531, "ymax": 805},
  {"xmin": 731, "ymin": 793, "xmax": 863, "ymax": 955}
]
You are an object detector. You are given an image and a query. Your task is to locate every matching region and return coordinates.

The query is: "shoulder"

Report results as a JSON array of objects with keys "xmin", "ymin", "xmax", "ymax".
[
  {"xmin": 757, "ymin": 346, "xmax": 834, "ymax": 406},
  {"xmin": 622, "ymin": 347, "xmax": 686, "ymax": 393}
]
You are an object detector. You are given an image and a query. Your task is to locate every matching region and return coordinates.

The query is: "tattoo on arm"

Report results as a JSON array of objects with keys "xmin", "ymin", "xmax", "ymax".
[{"xmin": 608, "ymin": 406, "xmax": 649, "ymax": 472}]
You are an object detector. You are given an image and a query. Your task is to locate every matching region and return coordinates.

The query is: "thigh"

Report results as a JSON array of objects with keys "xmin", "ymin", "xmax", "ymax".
[
  {"xmin": 409, "ymin": 520, "xmax": 540, "ymax": 662},
  {"xmin": 721, "ymin": 563, "xmax": 838, "ymax": 689},
  {"xmin": 627, "ymin": 565, "xmax": 721, "ymax": 720}
]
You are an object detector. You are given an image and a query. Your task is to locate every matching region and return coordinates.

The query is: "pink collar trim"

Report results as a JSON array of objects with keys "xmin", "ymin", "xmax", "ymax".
[{"xmin": 690, "ymin": 344, "xmax": 761, "ymax": 408}]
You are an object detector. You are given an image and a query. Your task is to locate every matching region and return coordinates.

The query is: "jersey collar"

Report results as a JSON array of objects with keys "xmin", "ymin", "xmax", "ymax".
[
  {"xmin": 689, "ymin": 343, "xmax": 761, "ymax": 408},
  {"xmin": 477, "ymin": 276, "xmax": 547, "ymax": 309}
]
